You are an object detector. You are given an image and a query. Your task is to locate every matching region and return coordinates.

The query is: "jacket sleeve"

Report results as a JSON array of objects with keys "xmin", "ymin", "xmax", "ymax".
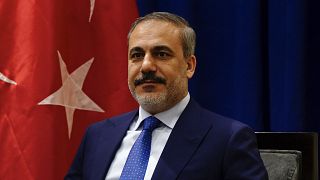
[{"xmin": 223, "ymin": 125, "xmax": 269, "ymax": 180}]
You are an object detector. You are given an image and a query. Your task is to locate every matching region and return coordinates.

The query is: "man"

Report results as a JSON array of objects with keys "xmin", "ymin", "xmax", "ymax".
[{"xmin": 65, "ymin": 12, "xmax": 268, "ymax": 180}]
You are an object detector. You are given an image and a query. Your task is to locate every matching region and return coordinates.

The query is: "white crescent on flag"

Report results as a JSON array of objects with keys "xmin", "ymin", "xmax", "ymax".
[
  {"xmin": 38, "ymin": 50, "xmax": 105, "ymax": 138},
  {"xmin": 0, "ymin": 72, "xmax": 17, "ymax": 85}
]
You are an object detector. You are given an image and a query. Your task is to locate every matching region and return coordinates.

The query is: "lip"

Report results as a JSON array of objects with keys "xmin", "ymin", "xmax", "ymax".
[
  {"xmin": 140, "ymin": 83, "xmax": 158, "ymax": 92},
  {"xmin": 137, "ymin": 82, "xmax": 158, "ymax": 88},
  {"xmin": 137, "ymin": 82, "xmax": 162, "ymax": 88},
  {"xmin": 136, "ymin": 81, "xmax": 159, "ymax": 86},
  {"xmin": 144, "ymin": 80, "xmax": 157, "ymax": 83}
]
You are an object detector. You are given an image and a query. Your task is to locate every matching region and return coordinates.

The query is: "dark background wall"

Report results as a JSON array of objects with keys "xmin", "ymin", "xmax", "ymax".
[{"xmin": 137, "ymin": 0, "xmax": 320, "ymax": 134}]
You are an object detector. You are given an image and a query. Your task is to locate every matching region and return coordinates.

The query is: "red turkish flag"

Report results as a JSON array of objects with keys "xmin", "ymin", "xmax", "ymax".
[{"xmin": 0, "ymin": 0, "xmax": 138, "ymax": 179}]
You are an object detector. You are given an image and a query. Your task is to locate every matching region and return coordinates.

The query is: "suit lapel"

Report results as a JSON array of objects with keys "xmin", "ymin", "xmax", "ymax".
[
  {"xmin": 93, "ymin": 110, "xmax": 138, "ymax": 180},
  {"xmin": 152, "ymin": 99, "xmax": 212, "ymax": 180}
]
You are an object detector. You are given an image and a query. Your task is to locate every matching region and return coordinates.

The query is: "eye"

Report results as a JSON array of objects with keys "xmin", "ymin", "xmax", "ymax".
[
  {"xmin": 155, "ymin": 51, "xmax": 170, "ymax": 59},
  {"xmin": 130, "ymin": 52, "xmax": 144, "ymax": 60},
  {"xmin": 159, "ymin": 52, "xmax": 167, "ymax": 57}
]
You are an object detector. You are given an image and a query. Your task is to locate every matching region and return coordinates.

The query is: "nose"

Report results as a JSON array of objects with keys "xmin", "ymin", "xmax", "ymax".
[{"xmin": 140, "ymin": 53, "xmax": 157, "ymax": 73}]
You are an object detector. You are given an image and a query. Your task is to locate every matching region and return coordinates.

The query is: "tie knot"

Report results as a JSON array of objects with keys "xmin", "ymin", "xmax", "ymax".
[{"xmin": 143, "ymin": 116, "xmax": 160, "ymax": 131}]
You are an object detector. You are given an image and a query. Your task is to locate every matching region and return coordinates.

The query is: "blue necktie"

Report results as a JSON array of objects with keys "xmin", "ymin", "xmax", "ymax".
[{"xmin": 120, "ymin": 116, "xmax": 161, "ymax": 180}]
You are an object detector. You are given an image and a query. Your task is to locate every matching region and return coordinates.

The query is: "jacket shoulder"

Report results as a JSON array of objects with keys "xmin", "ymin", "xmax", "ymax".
[{"xmin": 189, "ymin": 99, "xmax": 251, "ymax": 132}]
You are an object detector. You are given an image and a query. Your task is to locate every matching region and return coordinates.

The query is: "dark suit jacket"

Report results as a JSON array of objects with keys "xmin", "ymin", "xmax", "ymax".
[{"xmin": 65, "ymin": 99, "xmax": 268, "ymax": 180}]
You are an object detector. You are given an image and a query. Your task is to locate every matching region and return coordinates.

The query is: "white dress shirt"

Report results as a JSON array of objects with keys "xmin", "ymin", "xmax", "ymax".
[{"xmin": 105, "ymin": 93, "xmax": 190, "ymax": 180}]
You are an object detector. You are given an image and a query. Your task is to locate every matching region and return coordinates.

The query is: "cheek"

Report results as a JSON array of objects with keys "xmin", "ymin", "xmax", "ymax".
[
  {"xmin": 164, "ymin": 65, "xmax": 186, "ymax": 79},
  {"xmin": 128, "ymin": 64, "xmax": 140, "ymax": 78}
]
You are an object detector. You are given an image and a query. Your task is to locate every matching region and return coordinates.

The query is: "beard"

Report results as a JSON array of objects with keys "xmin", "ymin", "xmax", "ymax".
[
  {"xmin": 129, "ymin": 75, "xmax": 187, "ymax": 113},
  {"xmin": 134, "ymin": 91, "xmax": 167, "ymax": 108}
]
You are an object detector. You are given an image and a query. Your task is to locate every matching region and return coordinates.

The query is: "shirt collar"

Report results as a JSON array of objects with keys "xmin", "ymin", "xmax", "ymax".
[{"xmin": 134, "ymin": 93, "xmax": 190, "ymax": 130}]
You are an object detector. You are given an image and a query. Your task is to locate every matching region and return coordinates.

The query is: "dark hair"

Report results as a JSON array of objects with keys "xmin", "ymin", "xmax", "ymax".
[{"xmin": 128, "ymin": 12, "xmax": 196, "ymax": 58}]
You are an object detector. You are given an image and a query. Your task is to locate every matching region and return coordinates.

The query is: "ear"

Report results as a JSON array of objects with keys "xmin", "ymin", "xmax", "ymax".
[{"xmin": 186, "ymin": 55, "xmax": 196, "ymax": 79}]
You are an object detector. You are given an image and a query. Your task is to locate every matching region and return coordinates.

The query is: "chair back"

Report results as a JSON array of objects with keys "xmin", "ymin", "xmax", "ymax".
[{"xmin": 256, "ymin": 132, "xmax": 318, "ymax": 180}]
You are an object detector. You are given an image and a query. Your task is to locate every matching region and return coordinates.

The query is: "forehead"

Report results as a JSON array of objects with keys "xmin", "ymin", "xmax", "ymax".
[{"xmin": 128, "ymin": 20, "xmax": 182, "ymax": 49}]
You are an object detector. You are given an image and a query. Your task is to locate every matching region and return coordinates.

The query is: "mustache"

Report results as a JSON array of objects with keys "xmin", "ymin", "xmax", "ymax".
[{"xmin": 134, "ymin": 72, "xmax": 166, "ymax": 86}]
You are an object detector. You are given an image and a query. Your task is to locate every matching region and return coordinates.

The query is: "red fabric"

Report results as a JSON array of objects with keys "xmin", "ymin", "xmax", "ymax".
[{"xmin": 0, "ymin": 0, "xmax": 138, "ymax": 179}]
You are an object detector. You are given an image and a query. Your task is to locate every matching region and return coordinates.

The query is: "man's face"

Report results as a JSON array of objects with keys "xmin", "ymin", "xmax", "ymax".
[{"xmin": 128, "ymin": 20, "xmax": 196, "ymax": 114}]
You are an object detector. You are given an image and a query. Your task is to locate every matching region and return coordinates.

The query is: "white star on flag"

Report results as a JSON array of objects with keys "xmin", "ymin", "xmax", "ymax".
[
  {"xmin": 38, "ymin": 51, "xmax": 104, "ymax": 138},
  {"xmin": 0, "ymin": 72, "xmax": 17, "ymax": 85},
  {"xmin": 89, "ymin": 0, "xmax": 95, "ymax": 22}
]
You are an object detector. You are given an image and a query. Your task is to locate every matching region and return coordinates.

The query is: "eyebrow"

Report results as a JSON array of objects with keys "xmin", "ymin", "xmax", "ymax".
[
  {"xmin": 152, "ymin": 46, "xmax": 174, "ymax": 54},
  {"xmin": 129, "ymin": 47, "xmax": 144, "ymax": 55},
  {"xmin": 129, "ymin": 45, "xmax": 174, "ymax": 55}
]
